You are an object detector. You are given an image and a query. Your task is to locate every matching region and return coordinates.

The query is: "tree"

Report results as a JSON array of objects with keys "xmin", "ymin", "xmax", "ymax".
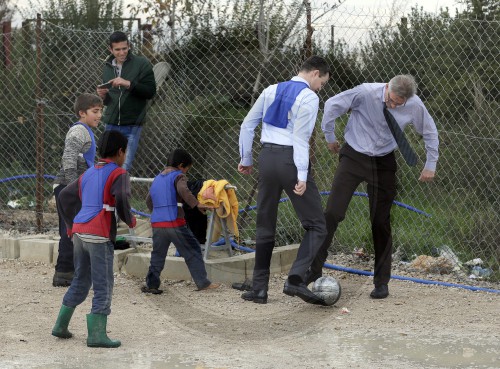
[
  {"xmin": 19, "ymin": 0, "xmax": 123, "ymax": 29},
  {"xmin": 357, "ymin": 4, "xmax": 498, "ymax": 205},
  {"xmin": 1, "ymin": 0, "xmax": 13, "ymax": 22}
]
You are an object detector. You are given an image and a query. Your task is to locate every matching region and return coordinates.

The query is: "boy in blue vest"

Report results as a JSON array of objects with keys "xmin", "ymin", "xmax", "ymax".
[
  {"xmin": 52, "ymin": 93, "xmax": 103, "ymax": 287},
  {"xmin": 51, "ymin": 130, "xmax": 136, "ymax": 348},
  {"xmin": 142, "ymin": 149, "xmax": 220, "ymax": 294}
]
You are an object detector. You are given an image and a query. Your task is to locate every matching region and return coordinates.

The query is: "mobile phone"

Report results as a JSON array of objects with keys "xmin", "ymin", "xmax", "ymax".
[{"xmin": 97, "ymin": 81, "xmax": 113, "ymax": 89}]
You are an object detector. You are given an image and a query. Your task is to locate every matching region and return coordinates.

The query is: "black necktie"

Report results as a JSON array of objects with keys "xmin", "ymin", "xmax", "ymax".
[{"xmin": 383, "ymin": 103, "xmax": 418, "ymax": 166}]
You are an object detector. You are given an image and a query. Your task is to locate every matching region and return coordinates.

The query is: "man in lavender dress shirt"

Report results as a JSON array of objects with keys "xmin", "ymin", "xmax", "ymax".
[{"xmin": 307, "ymin": 75, "xmax": 439, "ymax": 299}]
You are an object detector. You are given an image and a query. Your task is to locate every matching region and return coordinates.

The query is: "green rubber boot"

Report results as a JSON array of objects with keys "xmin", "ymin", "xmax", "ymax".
[
  {"xmin": 51, "ymin": 305, "xmax": 75, "ymax": 338},
  {"xmin": 86, "ymin": 313, "xmax": 121, "ymax": 348}
]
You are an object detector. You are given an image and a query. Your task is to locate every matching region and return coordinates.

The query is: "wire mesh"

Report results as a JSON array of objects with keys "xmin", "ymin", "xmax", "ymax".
[{"xmin": 0, "ymin": 4, "xmax": 498, "ymax": 283}]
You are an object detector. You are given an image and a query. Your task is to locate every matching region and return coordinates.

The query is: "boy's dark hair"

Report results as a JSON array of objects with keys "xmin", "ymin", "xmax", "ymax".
[
  {"xmin": 97, "ymin": 131, "xmax": 128, "ymax": 158},
  {"xmin": 300, "ymin": 56, "xmax": 330, "ymax": 77},
  {"xmin": 109, "ymin": 31, "xmax": 129, "ymax": 47},
  {"xmin": 74, "ymin": 93, "xmax": 103, "ymax": 116},
  {"xmin": 167, "ymin": 149, "xmax": 193, "ymax": 168}
]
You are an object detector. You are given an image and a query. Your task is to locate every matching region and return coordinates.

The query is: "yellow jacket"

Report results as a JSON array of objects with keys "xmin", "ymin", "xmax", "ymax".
[{"xmin": 198, "ymin": 179, "xmax": 239, "ymax": 242}]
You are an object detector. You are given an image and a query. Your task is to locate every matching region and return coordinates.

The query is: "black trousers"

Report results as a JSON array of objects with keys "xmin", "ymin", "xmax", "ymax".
[
  {"xmin": 252, "ymin": 145, "xmax": 327, "ymax": 290},
  {"xmin": 54, "ymin": 184, "xmax": 74, "ymax": 273},
  {"xmin": 310, "ymin": 144, "xmax": 397, "ymax": 286}
]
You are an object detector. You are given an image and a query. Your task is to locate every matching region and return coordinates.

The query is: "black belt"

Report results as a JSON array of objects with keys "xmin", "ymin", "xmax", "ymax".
[{"xmin": 262, "ymin": 143, "xmax": 293, "ymax": 150}]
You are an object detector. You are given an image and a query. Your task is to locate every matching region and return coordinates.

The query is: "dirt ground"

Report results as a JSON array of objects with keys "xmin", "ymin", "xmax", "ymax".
[{"xmin": 0, "ymin": 258, "xmax": 499, "ymax": 369}]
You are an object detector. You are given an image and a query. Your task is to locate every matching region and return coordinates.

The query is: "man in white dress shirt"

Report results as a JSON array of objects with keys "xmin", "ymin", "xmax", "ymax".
[{"xmin": 238, "ymin": 56, "xmax": 330, "ymax": 305}]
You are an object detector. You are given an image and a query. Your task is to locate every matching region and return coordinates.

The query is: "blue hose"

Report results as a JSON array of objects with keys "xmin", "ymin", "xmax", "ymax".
[
  {"xmin": 212, "ymin": 237, "xmax": 255, "ymax": 253},
  {"xmin": 205, "ymin": 238, "xmax": 500, "ymax": 294},
  {"xmin": 323, "ymin": 262, "xmax": 500, "ymax": 294},
  {"xmin": 1, "ymin": 174, "xmax": 432, "ymax": 218},
  {"xmin": 203, "ymin": 238, "xmax": 500, "ymax": 294},
  {"xmin": 6, "ymin": 174, "xmax": 497, "ymax": 293},
  {"xmin": 131, "ymin": 208, "xmax": 151, "ymax": 218},
  {"xmin": 0, "ymin": 174, "xmax": 56, "ymax": 184},
  {"xmin": 240, "ymin": 191, "xmax": 432, "ymax": 217}
]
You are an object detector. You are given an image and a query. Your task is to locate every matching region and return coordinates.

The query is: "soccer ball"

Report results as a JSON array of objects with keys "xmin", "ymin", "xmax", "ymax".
[{"xmin": 312, "ymin": 276, "xmax": 341, "ymax": 306}]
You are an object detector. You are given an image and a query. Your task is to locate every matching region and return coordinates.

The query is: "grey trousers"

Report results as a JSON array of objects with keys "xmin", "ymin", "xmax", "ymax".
[{"xmin": 252, "ymin": 144, "xmax": 327, "ymax": 290}]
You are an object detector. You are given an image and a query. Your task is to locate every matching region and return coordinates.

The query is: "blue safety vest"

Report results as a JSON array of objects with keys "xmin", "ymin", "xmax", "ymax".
[
  {"xmin": 150, "ymin": 170, "xmax": 182, "ymax": 223},
  {"xmin": 73, "ymin": 162, "xmax": 119, "ymax": 225},
  {"xmin": 72, "ymin": 122, "xmax": 96, "ymax": 168},
  {"xmin": 263, "ymin": 80, "xmax": 309, "ymax": 128}
]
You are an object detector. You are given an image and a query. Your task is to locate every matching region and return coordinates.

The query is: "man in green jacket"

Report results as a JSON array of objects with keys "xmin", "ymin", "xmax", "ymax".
[{"xmin": 97, "ymin": 31, "xmax": 156, "ymax": 172}]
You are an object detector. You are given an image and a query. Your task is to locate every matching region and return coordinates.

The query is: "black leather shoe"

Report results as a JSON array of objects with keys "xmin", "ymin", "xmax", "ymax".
[
  {"xmin": 304, "ymin": 269, "xmax": 322, "ymax": 285},
  {"xmin": 370, "ymin": 284, "xmax": 389, "ymax": 299},
  {"xmin": 283, "ymin": 280, "xmax": 327, "ymax": 306},
  {"xmin": 232, "ymin": 279, "xmax": 253, "ymax": 291},
  {"xmin": 241, "ymin": 289, "xmax": 268, "ymax": 304}
]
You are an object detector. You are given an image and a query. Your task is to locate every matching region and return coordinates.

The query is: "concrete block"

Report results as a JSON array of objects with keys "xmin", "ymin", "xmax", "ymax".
[
  {"xmin": 162, "ymin": 257, "xmax": 192, "ymax": 281},
  {"xmin": 133, "ymin": 220, "xmax": 152, "ymax": 237},
  {"xmin": 0, "ymin": 237, "xmax": 20, "ymax": 259},
  {"xmin": 0, "ymin": 234, "xmax": 52, "ymax": 260},
  {"xmin": 51, "ymin": 237, "xmax": 63, "ymax": 264},
  {"xmin": 117, "ymin": 219, "xmax": 152, "ymax": 238},
  {"xmin": 116, "ymin": 227, "xmax": 131, "ymax": 235},
  {"xmin": 122, "ymin": 252, "xmax": 151, "ymax": 278},
  {"xmin": 117, "ymin": 243, "xmax": 301, "ymax": 285},
  {"xmin": 244, "ymin": 248, "xmax": 282, "ymax": 279},
  {"xmin": 205, "ymin": 254, "xmax": 247, "ymax": 283},
  {"xmin": 53, "ymin": 243, "xmax": 59, "ymax": 265},
  {"xmin": 19, "ymin": 239, "xmax": 56, "ymax": 264},
  {"xmin": 278, "ymin": 244, "xmax": 300, "ymax": 273},
  {"xmin": 113, "ymin": 248, "xmax": 137, "ymax": 273},
  {"xmin": 122, "ymin": 252, "xmax": 193, "ymax": 281}
]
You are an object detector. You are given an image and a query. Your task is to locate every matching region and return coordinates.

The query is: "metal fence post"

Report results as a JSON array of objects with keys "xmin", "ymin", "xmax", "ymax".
[
  {"xmin": 2, "ymin": 21, "xmax": 12, "ymax": 68},
  {"xmin": 35, "ymin": 13, "xmax": 45, "ymax": 232}
]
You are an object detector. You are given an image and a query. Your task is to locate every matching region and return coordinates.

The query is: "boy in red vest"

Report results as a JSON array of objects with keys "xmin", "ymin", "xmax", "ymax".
[{"xmin": 51, "ymin": 130, "xmax": 136, "ymax": 348}]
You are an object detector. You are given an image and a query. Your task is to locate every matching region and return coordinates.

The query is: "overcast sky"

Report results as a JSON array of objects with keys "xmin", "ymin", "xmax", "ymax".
[{"xmin": 12, "ymin": 0, "xmax": 465, "ymax": 27}]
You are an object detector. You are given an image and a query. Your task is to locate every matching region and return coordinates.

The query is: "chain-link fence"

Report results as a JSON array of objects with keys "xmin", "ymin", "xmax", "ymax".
[{"xmin": 0, "ymin": 4, "xmax": 498, "ymax": 283}]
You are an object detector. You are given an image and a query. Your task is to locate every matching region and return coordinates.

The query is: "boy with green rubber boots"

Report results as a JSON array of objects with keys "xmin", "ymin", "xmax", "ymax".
[{"xmin": 51, "ymin": 130, "xmax": 136, "ymax": 348}]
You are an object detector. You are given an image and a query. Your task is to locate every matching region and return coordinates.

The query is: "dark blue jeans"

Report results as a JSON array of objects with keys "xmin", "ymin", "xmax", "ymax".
[
  {"xmin": 146, "ymin": 226, "xmax": 211, "ymax": 290},
  {"xmin": 54, "ymin": 184, "xmax": 74, "ymax": 273},
  {"xmin": 62, "ymin": 235, "xmax": 115, "ymax": 315}
]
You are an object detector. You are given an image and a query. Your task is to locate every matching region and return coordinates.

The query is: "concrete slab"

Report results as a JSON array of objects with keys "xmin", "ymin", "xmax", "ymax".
[
  {"xmin": 1, "ymin": 231, "xmax": 301, "ymax": 286},
  {"xmin": 0, "ymin": 237, "xmax": 20, "ymax": 259},
  {"xmin": 162, "ymin": 257, "xmax": 192, "ymax": 281},
  {"xmin": 122, "ymin": 252, "xmax": 192, "ymax": 281},
  {"xmin": 53, "ymin": 243, "xmax": 59, "ymax": 265},
  {"xmin": 244, "ymin": 248, "xmax": 282, "ymax": 279},
  {"xmin": 113, "ymin": 248, "xmax": 137, "ymax": 273},
  {"xmin": 278, "ymin": 244, "xmax": 300, "ymax": 273},
  {"xmin": 122, "ymin": 252, "xmax": 151, "ymax": 278},
  {"xmin": 19, "ymin": 239, "xmax": 56, "ymax": 264},
  {"xmin": 0, "ymin": 234, "xmax": 52, "ymax": 260},
  {"xmin": 117, "ymin": 219, "xmax": 153, "ymax": 239},
  {"xmin": 205, "ymin": 254, "xmax": 247, "ymax": 283},
  {"xmin": 133, "ymin": 220, "xmax": 152, "ymax": 237}
]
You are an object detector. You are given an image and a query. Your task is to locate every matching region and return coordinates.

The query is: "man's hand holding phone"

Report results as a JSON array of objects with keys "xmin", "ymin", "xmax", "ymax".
[
  {"xmin": 97, "ymin": 81, "xmax": 113, "ymax": 89},
  {"xmin": 96, "ymin": 81, "xmax": 112, "ymax": 98}
]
